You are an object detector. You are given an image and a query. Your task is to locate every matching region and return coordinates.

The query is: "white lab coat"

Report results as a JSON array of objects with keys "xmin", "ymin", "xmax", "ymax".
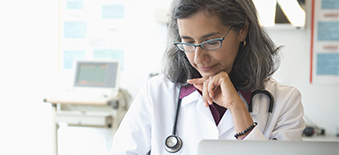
[{"xmin": 108, "ymin": 74, "xmax": 305, "ymax": 155}]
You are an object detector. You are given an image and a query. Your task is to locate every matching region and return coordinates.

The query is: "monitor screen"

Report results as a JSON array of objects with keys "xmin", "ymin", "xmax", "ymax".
[{"xmin": 74, "ymin": 61, "xmax": 118, "ymax": 88}]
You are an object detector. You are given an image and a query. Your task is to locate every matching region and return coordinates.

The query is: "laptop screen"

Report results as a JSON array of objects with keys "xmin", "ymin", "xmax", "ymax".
[
  {"xmin": 198, "ymin": 140, "xmax": 339, "ymax": 155},
  {"xmin": 73, "ymin": 60, "xmax": 119, "ymax": 88}
]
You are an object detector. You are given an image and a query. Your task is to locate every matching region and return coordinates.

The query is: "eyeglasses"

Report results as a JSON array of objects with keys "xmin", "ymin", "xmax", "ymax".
[{"xmin": 174, "ymin": 26, "xmax": 233, "ymax": 52}]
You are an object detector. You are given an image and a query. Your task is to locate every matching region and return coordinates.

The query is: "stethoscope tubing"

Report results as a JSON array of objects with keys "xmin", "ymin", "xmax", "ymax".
[
  {"xmin": 172, "ymin": 88, "xmax": 182, "ymax": 136},
  {"xmin": 165, "ymin": 86, "xmax": 183, "ymax": 153},
  {"xmin": 250, "ymin": 89, "xmax": 274, "ymax": 134},
  {"xmin": 249, "ymin": 90, "xmax": 274, "ymax": 113}
]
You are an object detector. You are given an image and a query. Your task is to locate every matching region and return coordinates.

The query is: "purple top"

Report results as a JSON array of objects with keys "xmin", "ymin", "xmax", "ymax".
[
  {"xmin": 180, "ymin": 84, "xmax": 251, "ymax": 126},
  {"xmin": 179, "ymin": 84, "xmax": 196, "ymax": 99}
]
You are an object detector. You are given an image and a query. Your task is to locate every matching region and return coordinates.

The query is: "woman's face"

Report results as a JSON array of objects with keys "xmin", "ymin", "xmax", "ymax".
[{"xmin": 177, "ymin": 11, "xmax": 248, "ymax": 79}]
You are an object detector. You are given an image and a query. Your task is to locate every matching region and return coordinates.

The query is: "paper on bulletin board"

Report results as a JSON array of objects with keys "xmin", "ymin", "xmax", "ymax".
[
  {"xmin": 310, "ymin": 0, "xmax": 339, "ymax": 84},
  {"xmin": 58, "ymin": 0, "xmax": 126, "ymax": 73}
]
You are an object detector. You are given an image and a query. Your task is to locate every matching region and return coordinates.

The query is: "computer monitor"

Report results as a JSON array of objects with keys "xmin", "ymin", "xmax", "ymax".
[{"xmin": 73, "ymin": 59, "xmax": 120, "ymax": 90}]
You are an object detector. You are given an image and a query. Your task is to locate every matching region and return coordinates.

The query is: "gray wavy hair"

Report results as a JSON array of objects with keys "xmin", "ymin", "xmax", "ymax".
[{"xmin": 162, "ymin": 0, "xmax": 280, "ymax": 91}]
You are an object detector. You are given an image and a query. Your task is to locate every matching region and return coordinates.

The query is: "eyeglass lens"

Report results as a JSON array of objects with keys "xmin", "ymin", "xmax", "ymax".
[{"xmin": 178, "ymin": 40, "xmax": 221, "ymax": 52}]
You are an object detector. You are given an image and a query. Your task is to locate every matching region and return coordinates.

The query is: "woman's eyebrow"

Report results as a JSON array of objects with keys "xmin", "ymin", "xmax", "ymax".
[
  {"xmin": 180, "ymin": 32, "xmax": 220, "ymax": 40},
  {"xmin": 180, "ymin": 36, "xmax": 193, "ymax": 40},
  {"xmin": 200, "ymin": 32, "xmax": 220, "ymax": 39}
]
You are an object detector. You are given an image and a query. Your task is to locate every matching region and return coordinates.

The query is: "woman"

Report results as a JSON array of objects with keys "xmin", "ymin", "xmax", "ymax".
[{"xmin": 109, "ymin": 0, "xmax": 305, "ymax": 154}]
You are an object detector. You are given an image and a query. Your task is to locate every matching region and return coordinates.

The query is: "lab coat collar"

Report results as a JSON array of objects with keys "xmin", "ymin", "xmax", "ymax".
[
  {"xmin": 179, "ymin": 84, "xmax": 200, "ymax": 107},
  {"xmin": 180, "ymin": 90, "xmax": 200, "ymax": 107}
]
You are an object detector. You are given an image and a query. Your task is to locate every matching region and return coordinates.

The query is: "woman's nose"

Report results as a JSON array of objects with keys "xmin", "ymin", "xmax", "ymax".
[{"xmin": 194, "ymin": 46, "xmax": 209, "ymax": 64}]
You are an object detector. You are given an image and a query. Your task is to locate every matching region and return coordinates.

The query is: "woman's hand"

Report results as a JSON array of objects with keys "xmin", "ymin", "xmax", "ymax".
[
  {"xmin": 187, "ymin": 71, "xmax": 240, "ymax": 109},
  {"xmin": 188, "ymin": 71, "xmax": 254, "ymax": 139}
]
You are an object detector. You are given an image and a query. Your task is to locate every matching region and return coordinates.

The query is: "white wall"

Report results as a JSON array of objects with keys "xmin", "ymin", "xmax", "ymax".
[
  {"xmin": 0, "ymin": 1, "xmax": 58, "ymax": 155},
  {"xmin": 119, "ymin": 0, "xmax": 170, "ymax": 97},
  {"xmin": 0, "ymin": 0, "xmax": 338, "ymax": 155}
]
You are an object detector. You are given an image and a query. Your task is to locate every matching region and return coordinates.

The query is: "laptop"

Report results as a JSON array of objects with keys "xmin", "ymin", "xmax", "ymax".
[
  {"xmin": 198, "ymin": 140, "xmax": 339, "ymax": 155},
  {"xmin": 46, "ymin": 59, "xmax": 121, "ymax": 105}
]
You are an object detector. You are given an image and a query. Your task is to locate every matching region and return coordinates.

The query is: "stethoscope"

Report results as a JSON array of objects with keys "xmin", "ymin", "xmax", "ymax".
[{"xmin": 164, "ymin": 86, "xmax": 274, "ymax": 153}]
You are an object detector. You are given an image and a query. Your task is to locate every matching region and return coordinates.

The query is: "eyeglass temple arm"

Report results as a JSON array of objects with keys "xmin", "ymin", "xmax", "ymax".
[{"xmin": 222, "ymin": 26, "xmax": 233, "ymax": 39}]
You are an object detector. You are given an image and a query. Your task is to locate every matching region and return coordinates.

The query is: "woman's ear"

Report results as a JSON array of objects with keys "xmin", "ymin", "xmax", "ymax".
[{"xmin": 239, "ymin": 20, "xmax": 249, "ymax": 41}]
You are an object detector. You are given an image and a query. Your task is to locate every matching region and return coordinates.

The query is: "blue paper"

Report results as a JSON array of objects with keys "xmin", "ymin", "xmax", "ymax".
[
  {"xmin": 102, "ymin": 5, "xmax": 124, "ymax": 19},
  {"xmin": 64, "ymin": 21, "xmax": 86, "ymax": 38},
  {"xmin": 322, "ymin": 0, "xmax": 339, "ymax": 9},
  {"xmin": 67, "ymin": 1, "xmax": 84, "ymax": 10},
  {"xmin": 317, "ymin": 22, "xmax": 339, "ymax": 41},
  {"xmin": 316, "ymin": 53, "xmax": 339, "ymax": 75}
]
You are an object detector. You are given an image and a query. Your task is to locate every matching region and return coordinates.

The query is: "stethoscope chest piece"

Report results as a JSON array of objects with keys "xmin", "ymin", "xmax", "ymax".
[{"xmin": 164, "ymin": 135, "xmax": 182, "ymax": 153}]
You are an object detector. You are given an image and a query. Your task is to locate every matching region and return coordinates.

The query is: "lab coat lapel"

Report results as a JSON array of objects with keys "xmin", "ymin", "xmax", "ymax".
[
  {"xmin": 195, "ymin": 96, "xmax": 216, "ymax": 126},
  {"xmin": 181, "ymin": 90, "xmax": 214, "ymax": 123},
  {"xmin": 217, "ymin": 110, "xmax": 234, "ymax": 137},
  {"xmin": 183, "ymin": 90, "xmax": 235, "ymax": 136}
]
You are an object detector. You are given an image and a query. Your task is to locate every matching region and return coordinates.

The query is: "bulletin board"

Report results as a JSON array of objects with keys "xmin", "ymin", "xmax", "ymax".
[
  {"xmin": 310, "ymin": 0, "xmax": 339, "ymax": 84},
  {"xmin": 58, "ymin": 0, "xmax": 126, "ymax": 74}
]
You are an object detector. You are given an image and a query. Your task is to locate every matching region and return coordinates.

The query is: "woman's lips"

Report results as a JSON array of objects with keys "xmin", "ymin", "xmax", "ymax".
[{"xmin": 200, "ymin": 65, "xmax": 215, "ymax": 71}]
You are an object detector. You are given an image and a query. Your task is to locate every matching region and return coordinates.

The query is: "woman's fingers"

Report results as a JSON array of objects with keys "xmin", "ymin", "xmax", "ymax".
[
  {"xmin": 202, "ymin": 80, "xmax": 212, "ymax": 106},
  {"xmin": 187, "ymin": 72, "xmax": 240, "ymax": 109},
  {"xmin": 188, "ymin": 79, "xmax": 209, "ymax": 107},
  {"xmin": 207, "ymin": 76, "xmax": 216, "ymax": 99},
  {"xmin": 187, "ymin": 78, "xmax": 204, "ymax": 91},
  {"xmin": 188, "ymin": 77, "xmax": 216, "ymax": 106},
  {"xmin": 187, "ymin": 78, "xmax": 204, "ymax": 85}
]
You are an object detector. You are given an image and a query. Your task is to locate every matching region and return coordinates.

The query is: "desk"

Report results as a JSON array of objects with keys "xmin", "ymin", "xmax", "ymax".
[
  {"xmin": 302, "ymin": 135, "xmax": 339, "ymax": 142},
  {"xmin": 45, "ymin": 91, "xmax": 130, "ymax": 155}
]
